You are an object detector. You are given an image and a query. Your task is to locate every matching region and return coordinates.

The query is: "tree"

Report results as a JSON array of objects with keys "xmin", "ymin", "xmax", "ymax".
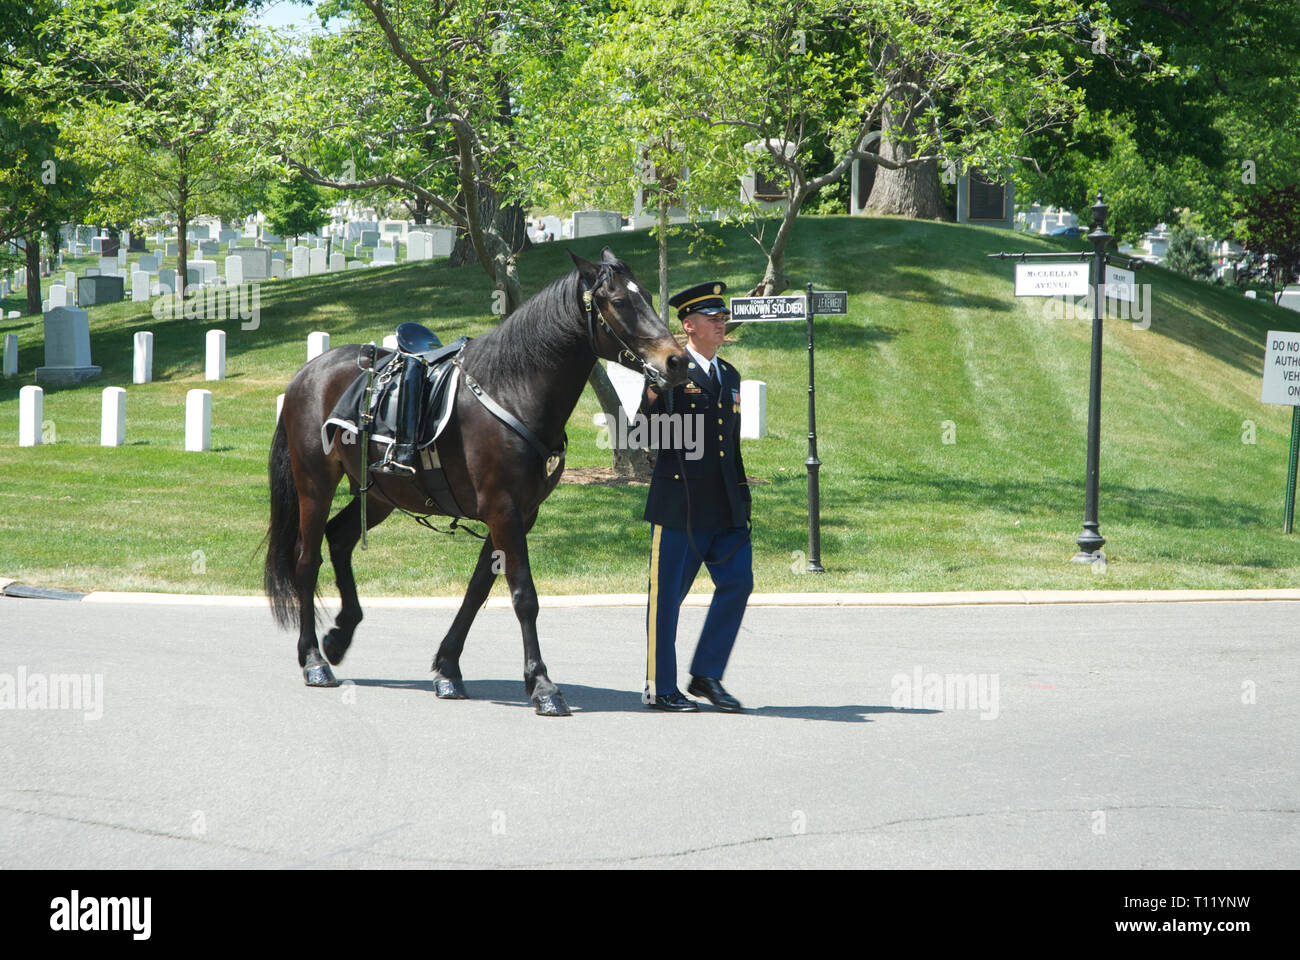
[
  {"xmin": 262, "ymin": 175, "xmax": 331, "ymax": 242},
  {"xmin": 31, "ymin": 0, "xmax": 258, "ymax": 294},
  {"xmin": 1237, "ymin": 185, "xmax": 1300, "ymax": 301},
  {"xmin": 1164, "ymin": 223, "xmax": 1213, "ymax": 281},
  {"xmin": 0, "ymin": 0, "xmax": 90, "ymax": 314},
  {"xmin": 621, "ymin": 0, "xmax": 1134, "ymax": 295},
  {"xmin": 1023, "ymin": 1, "xmax": 1300, "ymax": 241}
]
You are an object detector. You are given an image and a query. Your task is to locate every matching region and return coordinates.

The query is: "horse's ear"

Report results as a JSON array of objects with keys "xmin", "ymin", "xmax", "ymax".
[
  {"xmin": 569, "ymin": 249, "xmax": 600, "ymax": 286},
  {"xmin": 600, "ymin": 247, "xmax": 619, "ymax": 265}
]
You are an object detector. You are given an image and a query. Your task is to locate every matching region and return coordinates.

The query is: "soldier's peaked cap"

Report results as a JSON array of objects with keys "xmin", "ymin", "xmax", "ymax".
[{"xmin": 668, "ymin": 281, "xmax": 729, "ymax": 320}]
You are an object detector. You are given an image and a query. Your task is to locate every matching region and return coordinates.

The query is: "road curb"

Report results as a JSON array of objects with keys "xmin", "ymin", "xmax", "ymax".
[{"xmin": 0, "ymin": 584, "xmax": 1293, "ymax": 608}]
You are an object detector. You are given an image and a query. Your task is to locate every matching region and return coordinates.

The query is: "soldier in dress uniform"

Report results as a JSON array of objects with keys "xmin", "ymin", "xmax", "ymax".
[{"xmin": 639, "ymin": 281, "xmax": 752, "ymax": 712}]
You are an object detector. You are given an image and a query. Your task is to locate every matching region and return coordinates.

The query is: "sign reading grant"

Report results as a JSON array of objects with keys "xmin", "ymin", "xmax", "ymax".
[
  {"xmin": 1261, "ymin": 330, "xmax": 1300, "ymax": 406},
  {"xmin": 1014, "ymin": 262, "xmax": 1090, "ymax": 298}
]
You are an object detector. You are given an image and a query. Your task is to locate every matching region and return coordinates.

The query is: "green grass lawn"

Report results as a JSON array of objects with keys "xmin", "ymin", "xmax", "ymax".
[{"xmin": 2, "ymin": 216, "xmax": 1299, "ymax": 597}]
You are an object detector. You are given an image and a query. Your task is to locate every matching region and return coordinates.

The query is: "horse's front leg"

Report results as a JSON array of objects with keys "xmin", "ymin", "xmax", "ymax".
[
  {"xmin": 490, "ymin": 509, "xmax": 569, "ymax": 717},
  {"xmin": 431, "ymin": 534, "xmax": 498, "ymax": 699}
]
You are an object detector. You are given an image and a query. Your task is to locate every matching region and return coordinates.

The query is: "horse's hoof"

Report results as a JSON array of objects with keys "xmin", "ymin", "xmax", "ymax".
[
  {"xmin": 533, "ymin": 691, "xmax": 571, "ymax": 717},
  {"xmin": 434, "ymin": 675, "xmax": 470, "ymax": 700},
  {"xmin": 303, "ymin": 662, "xmax": 340, "ymax": 687},
  {"xmin": 322, "ymin": 629, "xmax": 350, "ymax": 666}
]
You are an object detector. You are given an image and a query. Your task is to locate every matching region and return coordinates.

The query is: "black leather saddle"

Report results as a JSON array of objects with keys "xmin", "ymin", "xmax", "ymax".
[{"xmin": 395, "ymin": 321, "xmax": 463, "ymax": 367}]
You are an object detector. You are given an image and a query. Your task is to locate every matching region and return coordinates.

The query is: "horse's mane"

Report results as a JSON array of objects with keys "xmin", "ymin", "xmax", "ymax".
[{"xmin": 464, "ymin": 269, "xmax": 587, "ymax": 383}]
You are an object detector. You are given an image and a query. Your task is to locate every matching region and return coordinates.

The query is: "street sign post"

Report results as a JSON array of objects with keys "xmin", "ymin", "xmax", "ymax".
[
  {"xmin": 989, "ymin": 190, "xmax": 1145, "ymax": 564},
  {"xmin": 729, "ymin": 288, "xmax": 847, "ymax": 573},
  {"xmin": 1260, "ymin": 330, "xmax": 1300, "ymax": 532}
]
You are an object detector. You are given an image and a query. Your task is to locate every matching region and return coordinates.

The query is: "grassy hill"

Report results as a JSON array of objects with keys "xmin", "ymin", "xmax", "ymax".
[{"xmin": 2, "ymin": 216, "xmax": 1298, "ymax": 597}]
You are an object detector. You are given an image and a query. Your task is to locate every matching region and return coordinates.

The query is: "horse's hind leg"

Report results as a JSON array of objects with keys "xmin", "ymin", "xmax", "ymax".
[
  {"xmin": 322, "ymin": 494, "xmax": 394, "ymax": 666},
  {"xmin": 431, "ymin": 534, "xmax": 499, "ymax": 699},
  {"xmin": 296, "ymin": 482, "xmax": 341, "ymax": 686}
]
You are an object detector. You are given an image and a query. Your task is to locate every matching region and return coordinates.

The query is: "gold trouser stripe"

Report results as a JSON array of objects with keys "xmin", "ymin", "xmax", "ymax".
[{"xmin": 647, "ymin": 523, "xmax": 662, "ymax": 692}]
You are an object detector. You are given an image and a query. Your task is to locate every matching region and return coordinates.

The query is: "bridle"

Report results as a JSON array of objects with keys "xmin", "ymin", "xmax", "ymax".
[{"xmin": 581, "ymin": 269, "xmax": 669, "ymax": 389}]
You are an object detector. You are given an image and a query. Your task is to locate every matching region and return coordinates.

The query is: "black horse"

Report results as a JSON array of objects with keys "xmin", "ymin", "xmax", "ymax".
[{"xmin": 263, "ymin": 249, "xmax": 688, "ymax": 716}]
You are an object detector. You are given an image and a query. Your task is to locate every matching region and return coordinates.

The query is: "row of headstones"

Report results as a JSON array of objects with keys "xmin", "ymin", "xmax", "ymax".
[{"xmin": 11, "ymin": 330, "xmax": 393, "ymax": 449}]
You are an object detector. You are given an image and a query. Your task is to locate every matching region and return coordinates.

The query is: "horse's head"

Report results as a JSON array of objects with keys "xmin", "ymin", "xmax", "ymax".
[{"xmin": 570, "ymin": 248, "xmax": 689, "ymax": 389}]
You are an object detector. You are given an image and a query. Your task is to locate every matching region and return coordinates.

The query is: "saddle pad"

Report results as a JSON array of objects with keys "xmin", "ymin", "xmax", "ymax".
[{"xmin": 321, "ymin": 350, "xmax": 461, "ymax": 456}]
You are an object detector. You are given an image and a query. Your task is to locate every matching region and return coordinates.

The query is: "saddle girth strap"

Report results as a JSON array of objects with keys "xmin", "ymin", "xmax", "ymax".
[{"xmin": 457, "ymin": 361, "xmax": 566, "ymax": 476}]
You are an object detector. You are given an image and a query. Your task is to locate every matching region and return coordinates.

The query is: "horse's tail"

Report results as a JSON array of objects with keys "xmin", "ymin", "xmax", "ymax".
[{"xmin": 264, "ymin": 416, "xmax": 301, "ymax": 630}]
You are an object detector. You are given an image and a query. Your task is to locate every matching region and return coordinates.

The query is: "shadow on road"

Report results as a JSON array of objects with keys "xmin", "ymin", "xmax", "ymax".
[{"xmin": 347, "ymin": 677, "xmax": 940, "ymax": 722}]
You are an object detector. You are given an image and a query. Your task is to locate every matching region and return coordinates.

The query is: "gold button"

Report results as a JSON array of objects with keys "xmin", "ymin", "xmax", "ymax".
[
  {"xmin": 717, "ymin": 434, "xmax": 723, "ymax": 441},
  {"xmin": 717, "ymin": 402, "xmax": 722, "ymax": 408},
  {"xmin": 674, "ymin": 474, "xmax": 679, "ymax": 479},
  {"xmin": 719, "ymin": 451, "xmax": 725, "ymax": 457}
]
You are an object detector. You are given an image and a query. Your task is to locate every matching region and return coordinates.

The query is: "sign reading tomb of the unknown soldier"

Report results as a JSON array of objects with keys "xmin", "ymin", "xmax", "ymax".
[
  {"xmin": 1261, "ymin": 331, "xmax": 1300, "ymax": 406},
  {"xmin": 1014, "ymin": 261, "xmax": 1090, "ymax": 298},
  {"xmin": 730, "ymin": 294, "xmax": 806, "ymax": 321}
]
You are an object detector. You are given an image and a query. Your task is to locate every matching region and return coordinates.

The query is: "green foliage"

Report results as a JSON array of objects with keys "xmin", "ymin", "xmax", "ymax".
[
  {"xmin": 1237, "ymin": 185, "xmax": 1300, "ymax": 293},
  {"xmin": 1164, "ymin": 223, "xmax": 1214, "ymax": 281},
  {"xmin": 262, "ymin": 176, "xmax": 331, "ymax": 240}
]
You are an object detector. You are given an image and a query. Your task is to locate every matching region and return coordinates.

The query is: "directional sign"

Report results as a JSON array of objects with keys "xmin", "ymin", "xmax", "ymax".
[
  {"xmin": 1261, "ymin": 330, "xmax": 1300, "ymax": 406},
  {"xmin": 1105, "ymin": 265, "xmax": 1136, "ymax": 303},
  {"xmin": 810, "ymin": 290, "xmax": 848, "ymax": 315},
  {"xmin": 1014, "ymin": 262, "xmax": 1091, "ymax": 298},
  {"xmin": 730, "ymin": 295, "xmax": 807, "ymax": 321}
]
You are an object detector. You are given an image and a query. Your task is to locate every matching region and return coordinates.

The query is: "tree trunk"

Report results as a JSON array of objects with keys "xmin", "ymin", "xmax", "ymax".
[
  {"xmin": 658, "ymin": 198, "xmax": 670, "ymax": 325},
  {"xmin": 24, "ymin": 233, "xmax": 41, "ymax": 317},
  {"xmin": 177, "ymin": 171, "xmax": 189, "ymax": 298},
  {"xmin": 747, "ymin": 186, "xmax": 804, "ymax": 297},
  {"xmin": 865, "ymin": 80, "xmax": 944, "ymax": 220}
]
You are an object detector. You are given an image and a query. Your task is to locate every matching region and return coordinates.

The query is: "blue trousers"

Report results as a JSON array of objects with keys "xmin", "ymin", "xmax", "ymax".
[{"xmin": 645, "ymin": 524, "xmax": 753, "ymax": 699}]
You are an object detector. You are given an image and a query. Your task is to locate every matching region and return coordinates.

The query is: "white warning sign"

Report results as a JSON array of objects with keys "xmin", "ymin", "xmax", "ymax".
[{"xmin": 1261, "ymin": 330, "xmax": 1300, "ymax": 406}]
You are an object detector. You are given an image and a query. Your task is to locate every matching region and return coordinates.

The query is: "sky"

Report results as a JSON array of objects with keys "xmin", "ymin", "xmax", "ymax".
[{"xmin": 254, "ymin": 1, "xmax": 339, "ymax": 34}]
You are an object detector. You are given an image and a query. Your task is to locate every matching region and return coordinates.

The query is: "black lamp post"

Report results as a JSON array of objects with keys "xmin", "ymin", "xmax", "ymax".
[{"xmin": 1072, "ymin": 192, "xmax": 1110, "ymax": 563}]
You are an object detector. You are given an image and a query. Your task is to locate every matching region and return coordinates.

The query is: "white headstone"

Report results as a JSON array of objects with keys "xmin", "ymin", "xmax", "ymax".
[
  {"xmin": 99, "ymin": 256, "xmax": 119, "ymax": 277},
  {"xmin": 740, "ymin": 379, "xmax": 767, "ymax": 438},
  {"xmin": 292, "ymin": 246, "xmax": 310, "ymax": 279},
  {"xmin": 270, "ymin": 260, "xmax": 285, "ymax": 279},
  {"xmin": 205, "ymin": 328, "xmax": 226, "ymax": 380},
  {"xmin": 329, "ymin": 252, "xmax": 346, "ymax": 272},
  {"xmin": 64, "ymin": 270, "xmax": 76, "ymax": 292},
  {"xmin": 185, "ymin": 389, "xmax": 211, "ymax": 451},
  {"xmin": 36, "ymin": 306, "xmax": 101, "ymax": 385},
  {"xmin": 307, "ymin": 331, "xmax": 330, "ymax": 361},
  {"xmin": 132, "ymin": 270, "xmax": 151, "ymax": 302},
  {"xmin": 309, "ymin": 247, "xmax": 327, "ymax": 274},
  {"xmin": 91, "ymin": 237, "xmax": 104, "ymax": 254},
  {"xmin": 117, "ymin": 249, "xmax": 127, "ymax": 267},
  {"xmin": 606, "ymin": 361, "xmax": 646, "ymax": 419},
  {"xmin": 101, "ymin": 386, "xmax": 126, "ymax": 447},
  {"xmin": 49, "ymin": 283, "xmax": 68, "ymax": 308},
  {"xmin": 276, "ymin": 393, "xmax": 285, "ymax": 422},
  {"xmin": 572, "ymin": 210, "xmax": 623, "ymax": 238},
  {"xmin": 383, "ymin": 335, "xmax": 398, "ymax": 349},
  {"xmin": 224, "ymin": 255, "xmax": 244, "ymax": 287},
  {"xmin": 19, "ymin": 385, "xmax": 43, "ymax": 446},
  {"xmin": 347, "ymin": 261, "xmax": 366, "ymax": 270},
  {"xmin": 1245, "ymin": 290, "xmax": 1257, "ymax": 299},
  {"xmin": 158, "ymin": 268, "xmax": 176, "ymax": 294},
  {"xmin": 133, "ymin": 331, "xmax": 153, "ymax": 384},
  {"xmin": 189, "ymin": 259, "xmax": 218, "ymax": 285},
  {"xmin": 429, "ymin": 225, "xmax": 455, "ymax": 256},
  {"xmin": 3, "ymin": 333, "xmax": 16, "ymax": 376},
  {"xmin": 407, "ymin": 232, "xmax": 431, "ymax": 260},
  {"xmin": 372, "ymin": 246, "xmax": 396, "ymax": 265}
]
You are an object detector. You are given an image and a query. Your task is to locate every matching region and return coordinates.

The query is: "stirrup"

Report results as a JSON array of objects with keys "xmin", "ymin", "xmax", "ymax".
[{"xmin": 374, "ymin": 445, "xmax": 418, "ymax": 476}]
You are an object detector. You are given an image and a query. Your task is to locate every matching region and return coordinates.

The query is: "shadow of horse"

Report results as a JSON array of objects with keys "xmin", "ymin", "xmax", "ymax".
[{"xmin": 346, "ymin": 677, "xmax": 941, "ymax": 722}]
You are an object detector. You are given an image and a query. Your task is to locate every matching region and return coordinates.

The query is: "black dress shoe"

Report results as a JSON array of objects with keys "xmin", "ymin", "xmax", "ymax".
[
  {"xmin": 647, "ymin": 691, "xmax": 699, "ymax": 712},
  {"xmin": 687, "ymin": 676, "xmax": 743, "ymax": 712}
]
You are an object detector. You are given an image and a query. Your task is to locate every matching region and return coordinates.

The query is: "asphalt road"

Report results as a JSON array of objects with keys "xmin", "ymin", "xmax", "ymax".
[{"xmin": 0, "ymin": 597, "xmax": 1295, "ymax": 868}]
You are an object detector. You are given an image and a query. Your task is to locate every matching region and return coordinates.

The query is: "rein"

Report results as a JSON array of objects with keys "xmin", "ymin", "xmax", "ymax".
[{"xmin": 581, "ymin": 270, "xmax": 667, "ymax": 388}]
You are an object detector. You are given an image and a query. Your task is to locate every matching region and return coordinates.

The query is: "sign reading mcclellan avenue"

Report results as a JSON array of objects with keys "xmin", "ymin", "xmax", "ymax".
[{"xmin": 1014, "ymin": 262, "xmax": 1090, "ymax": 298}]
